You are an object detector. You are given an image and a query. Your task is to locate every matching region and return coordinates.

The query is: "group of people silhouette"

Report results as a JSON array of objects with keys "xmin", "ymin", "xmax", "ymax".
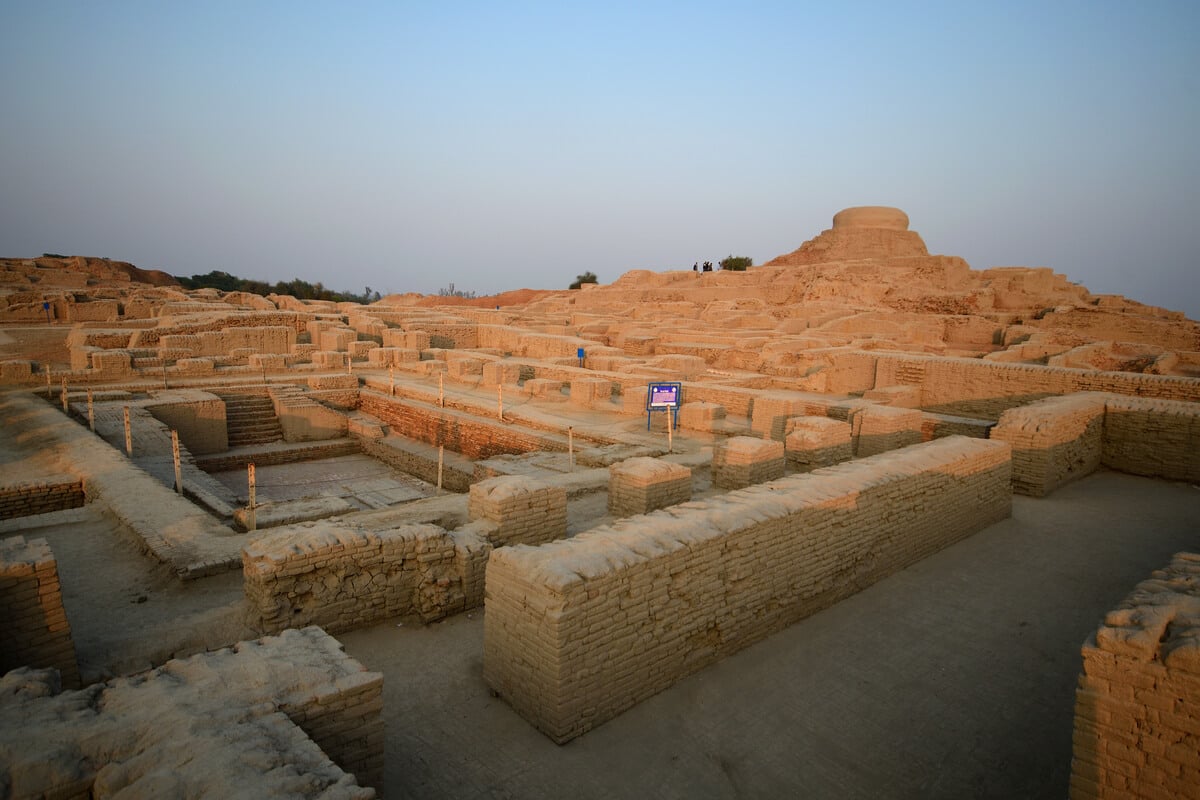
[{"xmin": 692, "ymin": 261, "xmax": 714, "ymax": 272}]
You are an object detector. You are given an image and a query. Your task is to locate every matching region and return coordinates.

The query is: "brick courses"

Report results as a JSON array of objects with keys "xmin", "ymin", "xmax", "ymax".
[
  {"xmin": 608, "ymin": 457, "xmax": 692, "ymax": 517},
  {"xmin": 0, "ymin": 536, "xmax": 80, "ymax": 689},
  {"xmin": 1071, "ymin": 552, "xmax": 1200, "ymax": 799},
  {"xmin": 483, "ymin": 436, "xmax": 1013, "ymax": 743}
]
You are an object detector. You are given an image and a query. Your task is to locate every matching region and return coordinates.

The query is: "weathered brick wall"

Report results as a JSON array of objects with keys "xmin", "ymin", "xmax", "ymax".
[
  {"xmin": 468, "ymin": 476, "xmax": 567, "ymax": 547},
  {"xmin": 0, "ymin": 536, "xmax": 80, "ymax": 689},
  {"xmin": 356, "ymin": 435, "xmax": 474, "ymax": 493},
  {"xmin": 785, "ymin": 416, "xmax": 852, "ymax": 471},
  {"xmin": 359, "ymin": 391, "xmax": 567, "ymax": 460},
  {"xmin": 856, "ymin": 405, "xmax": 923, "ymax": 457},
  {"xmin": 243, "ymin": 523, "xmax": 491, "ymax": 632},
  {"xmin": 750, "ymin": 392, "xmax": 833, "ymax": 440},
  {"xmin": 874, "ymin": 353, "xmax": 1200, "ymax": 417},
  {"xmin": 608, "ymin": 457, "xmax": 692, "ymax": 517},
  {"xmin": 712, "ymin": 436, "xmax": 785, "ymax": 490},
  {"xmin": 269, "ymin": 385, "xmax": 348, "ymax": 442},
  {"xmin": 990, "ymin": 393, "xmax": 1107, "ymax": 496},
  {"xmin": 1071, "ymin": 552, "xmax": 1200, "ymax": 799},
  {"xmin": 0, "ymin": 627, "xmax": 381, "ymax": 797},
  {"xmin": 1101, "ymin": 396, "xmax": 1200, "ymax": 483},
  {"xmin": 484, "ymin": 437, "xmax": 1012, "ymax": 743},
  {"xmin": 0, "ymin": 476, "xmax": 84, "ymax": 519}
]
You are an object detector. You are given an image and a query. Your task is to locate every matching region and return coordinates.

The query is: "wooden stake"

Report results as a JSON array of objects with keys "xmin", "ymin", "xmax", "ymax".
[
  {"xmin": 438, "ymin": 373, "xmax": 444, "ymax": 407},
  {"xmin": 389, "ymin": 366, "xmax": 395, "ymax": 396},
  {"xmin": 437, "ymin": 445, "xmax": 444, "ymax": 495},
  {"xmin": 247, "ymin": 463, "xmax": 257, "ymax": 532},
  {"xmin": 498, "ymin": 384, "xmax": 504, "ymax": 421},
  {"xmin": 60, "ymin": 379, "xmax": 68, "ymax": 413},
  {"xmin": 568, "ymin": 426, "xmax": 574, "ymax": 471},
  {"xmin": 171, "ymin": 430, "xmax": 182, "ymax": 494},
  {"xmin": 87, "ymin": 389, "xmax": 94, "ymax": 432},
  {"xmin": 123, "ymin": 406, "xmax": 133, "ymax": 457},
  {"xmin": 45, "ymin": 367, "xmax": 52, "ymax": 398}
]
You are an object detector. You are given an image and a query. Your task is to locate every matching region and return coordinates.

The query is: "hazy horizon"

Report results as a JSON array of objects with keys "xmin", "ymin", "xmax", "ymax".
[{"xmin": 2, "ymin": 2, "xmax": 1197, "ymax": 318}]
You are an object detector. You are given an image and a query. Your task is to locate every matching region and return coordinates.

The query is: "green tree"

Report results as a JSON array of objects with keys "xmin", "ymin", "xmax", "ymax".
[
  {"xmin": 719, "ymin": 255, "xmax": 753, "ymax": 271},
  {"xmin": 569, "ymin": 271, "xmax": 598, "ymax": 290}
]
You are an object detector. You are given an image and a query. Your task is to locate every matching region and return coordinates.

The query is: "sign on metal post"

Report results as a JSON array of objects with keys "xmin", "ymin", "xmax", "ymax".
[
  {"xmin": 645, "ymin": 382, "xmax": 682, "ymax": 430},
  {"xmin": 577, "ymin": 347, "xmax": 585, "ymax": 368}
]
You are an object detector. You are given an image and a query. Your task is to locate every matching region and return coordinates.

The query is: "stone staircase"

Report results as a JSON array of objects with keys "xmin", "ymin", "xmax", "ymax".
[{"xmin": 221, "ymin": 393, "xmax": 283, "ymax": 448}]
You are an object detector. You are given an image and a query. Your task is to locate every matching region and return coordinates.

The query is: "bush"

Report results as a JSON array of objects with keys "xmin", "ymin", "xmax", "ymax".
[
  {"xmin": 569, "ymin": 271, "xmax": 598, "ymax": 290},
  {"xmin": 719, "ymin": 255, "xmax": 752, "ymax": 271}
]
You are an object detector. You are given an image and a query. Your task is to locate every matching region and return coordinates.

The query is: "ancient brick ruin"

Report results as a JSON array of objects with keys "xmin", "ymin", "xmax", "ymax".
[{"xmin": 1, "ymin": 208, "xmax": 1198, "ymax": 796}]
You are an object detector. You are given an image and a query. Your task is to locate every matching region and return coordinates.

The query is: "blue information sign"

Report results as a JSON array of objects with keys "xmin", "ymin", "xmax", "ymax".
[{"xmin": 646, "ymin": 382, "xmax": 682, "ymax": 429}]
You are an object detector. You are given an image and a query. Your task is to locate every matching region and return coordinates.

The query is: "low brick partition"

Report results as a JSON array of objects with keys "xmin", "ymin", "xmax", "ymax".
[
  {"xmin": 990, "ymin": 393, "xmax": 1110, "ymax": 496},
  {"xmin": 678, "ymin": 401, "xmax": 726, "ymax": 432},
  {"xmin": 608, "ymin": 457, "xmax": 692, "ymax": 517},
  {"xmin": 856, "ymin": 405, "xmax": 923, "ymax": 457},
  {"xmin": 243, "ymin": 522, "xmax": 490, "ymax": 631},
  {"xmin": 356, "ymin": 434, "xmax": 475, "ymax": 493},
  {"xmin": 1101, "ymin": 395, "xmax": 1200, "ymax": 483},
  {"xmin": 0, "ymin": 475, "xmax": 84, "ymax": 519},
  {"xmin": 712, "ymin": 436, "xmax": 785, "ymax": 489},
  {"xmin": 484, "ymin": 436, "xmax": 1012, "ymax": 743},
  {"xmin": 0, "ymin": 627, "xmax": 381, "ymax": 797},
  {"xmin": 468, "ymin": 476, "xmax": 568, "ymax": 547},
  {"xmin": 785, "ymin": 416, "xmax": 852, "ymax": 471},
  {"xmin": 1071, "ymin": 552, "xmax": 1200, "ymax": 799},
  {"xmin": 0, "ymin": 536, "xmax": 80, "ymax": 689}
]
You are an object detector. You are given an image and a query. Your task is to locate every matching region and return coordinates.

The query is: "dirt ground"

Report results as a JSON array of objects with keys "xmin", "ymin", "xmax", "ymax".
[{"xmin": 16, "ymin": 465, "xmax": 1197, "ymax": 798}]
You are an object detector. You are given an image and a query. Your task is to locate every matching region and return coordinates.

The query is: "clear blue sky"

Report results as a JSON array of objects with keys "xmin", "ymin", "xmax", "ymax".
[{"xmin": 2, "ymin": 1, "xmax": 1197, "ymax": 318}]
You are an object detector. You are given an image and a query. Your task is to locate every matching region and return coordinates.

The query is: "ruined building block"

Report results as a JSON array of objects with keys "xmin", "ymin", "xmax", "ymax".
[
  {"xmin": 862, "ymin": 384, "xmax": 923, "ymax": 408},
  {"xmin": 0, "ymin": 627, "xmax": 383, "ymax": 796},
  {"xmin": 523, "ymin": 378, "xmax": 567, "ymax": 402},
  {"xmin": 249, "ymin": 353, "xmax": 287, "ymax": 371},
  {"xmin": 990, "ymin": 393, "xmax": 1107, "ymax": 496},
  {"xmin": 608, "ymin": 457, "xmax": 692, "ymax": 517},
  {"xmin": 468, "ymin": 476, "xmax": 568, "ymax": 547},
  {"xmin": 679, "ymin": 402, "xmax": 726, "ymax": 432},
  {"xmin": 855, "ymin": 405, "xmax": 923, "ymax": 457},
  {"xmin": 91, "ymin": 349, "xmax": 133, "ymax": 374},
  {"xmin": 622, "ymin": 335, "xmax": 656, "ymax": 356},
  {"xmin": 482, "ymin": 361, "xmax": 524, "ymax": 386},
  {"xmin": 484, "ymin": 437, "xmax": 1013, "ymax": 744},
  {"xmin": 405, "ymin": 330, "xmax": 432, "ymax": 350},
  {"xmin": 0, "ymin": 536, "xmax": 80, "ymax": 689},
  {"xmin": 348, "ymin": 341, "xmax": 377, "ymax": 360},
  {"xmin": 570, "ymin": 378, "xmax": 613, "ymax": 407},
  {"xmin": 712, "ymin": 436, "xmax": 786, "ymax": 489},
  {"xmin": 1, "ymin": 360, "xmax": 33, "ymax": 382},
  {"xmin": 367, "ymin": 347, "xmax": 418, "ymax": 368},
  {"xmin": 312, "ymin": 350, "xmax": 348, "ymax": 369},
  {"xmin": 785, "ymin": 416, "xmax": 852, "ymax": 471},
  {"xmin": 1071, "ymin": 552, "xmax": 1200, "ymax": 800},
  {"xmin": 173, "ymin": 357, "xmax": 215, "ymax": 376},
  {"xmin": 446, "ymin": 357, "xmax": 484, "ymax": 379},
  {"xmin": 751, "ymin": 393, "xmax": 826, "ymax": 441}
]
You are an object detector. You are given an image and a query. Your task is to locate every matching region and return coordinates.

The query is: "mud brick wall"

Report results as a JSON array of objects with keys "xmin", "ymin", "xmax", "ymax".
[
  {"xmin": 468, "ymin": 476, "xmax": 568, "ymax": 547},
  {"xmin": 873, "ymin": 353, "xmax": 1200, "ymax": 417},
  {"xmin": 750, "ymin": 392, "xmax": 837, "ymax": 440},
  {"xmin": 270, "ymin": 386, "xmax": 348, "ymax": 442},
  {"xmin": 0, "ymin": 476, "xmax": 84, "ymax": 519},
  {"xmin": 0, "ymin": 536, "xmax": 80, "ymax": 689},
  {"xmin": 359, "ymin": 391, "xmax": 567, "ymax": 460},
  {"xmin": 0, "ymin": 627, "xmax": 382, "ymax": 797},
  {"xmin": 608, "ymin": 457, "xmax": 691, "ymax": 517},
  {"xmin": 678, "ymin": 401, "xmax": 725, "ymax": 432},
  {"xmin": 483, "ymin": 437, "xmax": 1013, "ymax": 743},
  {"xmin": 1071, "ymin": 552, "xmax": 1200, "ymax": 799},
  {"xmin": 1101, "ymin": 396, "xmax": 1200, "ymax": 483},
  {"xmin": 991, "ymin": 393, "xmax": 1107, "ymax": 496},
  {"xmin": 712, "ymin": 436, "xmax": 785, "ymax": 489},
  {"xmin": 424, "ymin": 322, "xmax": 479, "ymax": 349},
  {"xmin": 785, "ymin": 416, "xmax": 852, "ymax": 471},
  {"xmin": 244, "ymin": 522, "xmax": 490, "ymax": 632},
  {"xmin": 356, "ymin": 434, "xmax": 475, "ymax": 493},
  {"xmin": 856, "ymin": 405, "xmax": 923, "ymax": 457}
]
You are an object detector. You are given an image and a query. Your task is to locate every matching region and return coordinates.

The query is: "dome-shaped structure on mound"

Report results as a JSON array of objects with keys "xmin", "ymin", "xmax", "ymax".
[
  {"xmin": 832, "ymin": 206, "xmax": 910, "ymax": 231},
  {"xmin": 766, "ymin": 206, "xmax": 928, "ymax": 266}
]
